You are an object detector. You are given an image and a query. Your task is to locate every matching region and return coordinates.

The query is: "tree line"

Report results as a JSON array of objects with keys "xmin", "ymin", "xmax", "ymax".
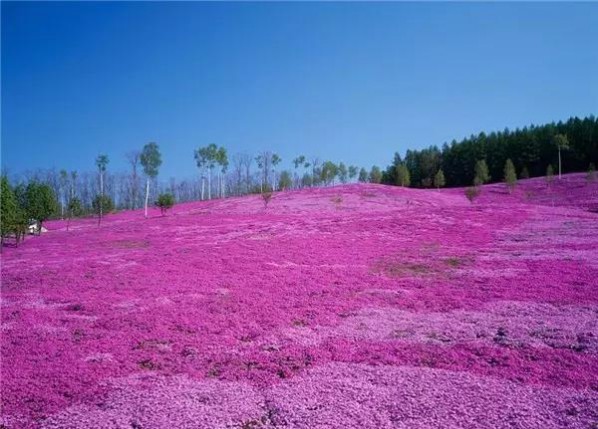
[
  {"xmin": 1, "ymin": 142, "xmax": 383, "ymax": 245},
  {"xmin": 5, "ymin": 114, "xmax": 595, "ymax": 246},
  {"xmin": 381, "ymin": 115, "xmax": 598, "ymax": 188}
]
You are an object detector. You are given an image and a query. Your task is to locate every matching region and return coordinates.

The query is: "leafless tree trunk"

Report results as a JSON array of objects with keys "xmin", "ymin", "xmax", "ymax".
[
  {"xmin": 144, "ymin": 177, "xmax": 150, "ymax": 218},
  {"xmin": 126, "ymin": 151, "xmax": 141, "ymax": 209}
]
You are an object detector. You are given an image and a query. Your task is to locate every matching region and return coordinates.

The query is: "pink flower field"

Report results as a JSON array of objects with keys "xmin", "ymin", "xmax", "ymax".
[{"xmin": 1, "ymin": 173, "xmax": 597, "ymax": 429}]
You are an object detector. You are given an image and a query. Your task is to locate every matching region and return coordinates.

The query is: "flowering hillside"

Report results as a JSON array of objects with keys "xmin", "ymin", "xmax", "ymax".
[{"xmin": 1, "ymin": 174, "xmax": 597, "ymax": 428}]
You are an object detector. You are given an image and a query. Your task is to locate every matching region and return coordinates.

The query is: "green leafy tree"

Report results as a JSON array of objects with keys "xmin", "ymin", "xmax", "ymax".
[
  {"xmin": 201, "ymin": 144, "xmax": 218, "ymax": 199},
  {"xmin": 194, "ymin": 147, "xmax": 209, "ymax": 200},
  {"xmin": 369, "ymin": 166, "xmax": 382, "ymax": 184},
  {"xmin": 95, "ymin": 154, "xmax": 109, "ymax": 225},
  {"xmin": 25, "ymin": 182, "xmax": 58, "ymax": 234},
  {"xmin": 140, "ymin": 142, "xmax": 162, "ymax": 218},
  {"xmin": 358, "ymin": 168, "xmax": 368, "ymax": 183},
  {"xmin": 12, "ymin": 184, "xmax": 29, "ymax": 241},
  {"xmin": 434, "ymin": 169, "xmax": 446, "ymax": 190},
  {"xmin": 503, "ymin": 159, "xmax": 517, "ymax": 193},
  {"xmin": 1, "ymin": 176, "xmax": 18, "ymax": 245},
  {"xmin": 552, "ymin": 134, "xmax": 569, "ymax": 179},
  {"xmin": 348, "ymin": 165, "xmax": 358, "ymax": 182},
  {"xmin": 474, "ymin": 160, "xmax": 491, "ymax": 186},
  {"xmin": 396, "ymin": 164, "xmax": 410, "ymax": 187},
  {"xmin": 320, "ymin": 161, "xmax": 339, "ymax": 185},
  {"xmin": 155, "ymin": 193, "xmax": 175, "ymax": 216}
]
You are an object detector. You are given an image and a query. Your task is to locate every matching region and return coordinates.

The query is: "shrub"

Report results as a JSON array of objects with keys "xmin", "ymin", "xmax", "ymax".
[
  {"xmin": 520, "ymin": 167, "xmax": 530, "ymax": 179},
  {"xmin": 261, "ymin": 185, "xmax": 273, "ymax": 209},
  {"xmin": 155, "ymin": 193, "xmax": 175, "ymax": 216},
  {"xmin": 330, "ymin": 195, "xmax": 343, "ymax": 208},
  {"xmin": 465, "ymin": 186, "xmax": 480, "ymax": 203},
  {"xmin": 262, "ymin": 192, "xmax": 273, "ymax": 208}
]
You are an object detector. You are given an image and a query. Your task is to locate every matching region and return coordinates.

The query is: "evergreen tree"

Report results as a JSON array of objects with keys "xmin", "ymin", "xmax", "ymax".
[
  {"xmin": 504, "ymin": 159, "xmax": 517, "ymax": 193},
  {"xmin": 474, "ymin": 160, "xmax": 491, "ymax": 186},
  {"xmin": 434, "ymin": 169, "xmax": 446, "ymax": 190},
  {"xmin": 155, "ymin": 193, "xmax": 175, "ymax": 216},
  {"xmin": 382, "ymin": 116, "xmax": 598, "ymax": 188},
  {"xmin": 396, "ymin": 164, "xmax": 411, "ymax": 187},
  {"xmin": 520, "ymin": 167, "xmax": 530, "ymax": 179}
]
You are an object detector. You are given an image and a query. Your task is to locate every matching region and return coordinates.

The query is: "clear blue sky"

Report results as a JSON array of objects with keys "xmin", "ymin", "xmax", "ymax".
[{"xmin": 2, "ymin": 2, "xmax": 597, "ymax": 179}]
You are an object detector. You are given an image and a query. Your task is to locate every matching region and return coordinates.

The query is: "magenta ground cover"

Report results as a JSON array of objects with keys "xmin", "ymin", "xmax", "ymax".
[{"xmin": 1, "ymin": 174, "xmax": 597, "ymax": 428}]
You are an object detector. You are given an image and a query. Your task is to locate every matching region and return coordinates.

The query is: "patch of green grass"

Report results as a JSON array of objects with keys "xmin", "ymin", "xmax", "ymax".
[{"xmin": 373, "ymin": 260, "xmax": 434, "ymax": 277}]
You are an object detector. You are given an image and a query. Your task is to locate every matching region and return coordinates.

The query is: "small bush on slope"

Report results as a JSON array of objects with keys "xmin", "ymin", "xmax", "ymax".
[
  {"xmin": 156, "ymin": 193, "xmax": 175, "ymax": 216},
  {"xmin": 261, "ymin": 185, "xmax": 273, "ymax": 209},
  {"xmin": 465, "ymin": 186, "xmax": 480, "ymax": 203}
]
